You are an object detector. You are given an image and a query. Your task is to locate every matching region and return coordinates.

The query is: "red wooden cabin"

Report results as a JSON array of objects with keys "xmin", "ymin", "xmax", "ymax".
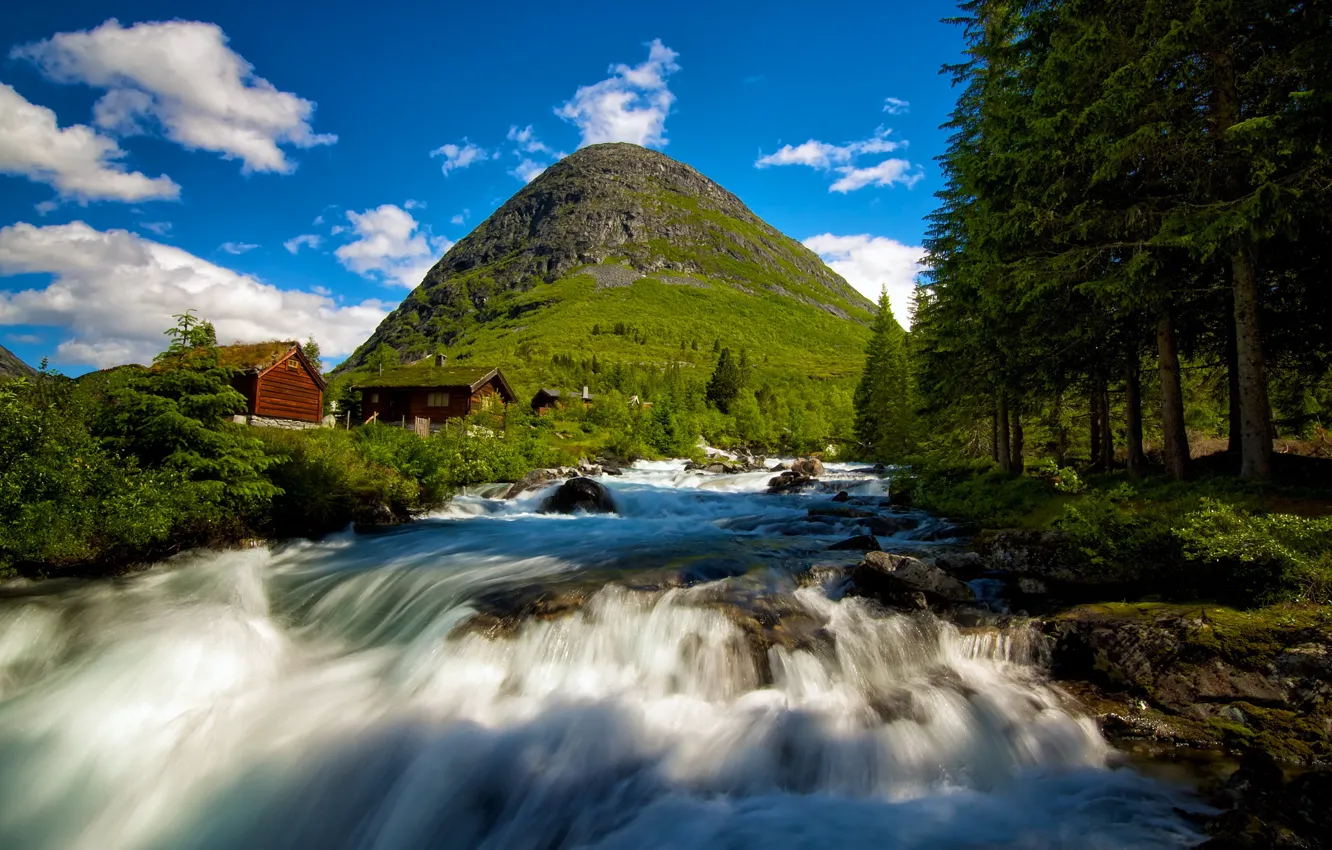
[
  {"xmin": 219, "ymin": 341, "xmax": 326, "ymax": 425},
  {"xmin": 354, "ymin": 360, "xmax": 516, "ymax": 427}
]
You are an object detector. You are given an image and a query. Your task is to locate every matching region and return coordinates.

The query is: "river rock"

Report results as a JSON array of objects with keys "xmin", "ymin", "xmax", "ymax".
[
  {"xmin": 850, "ymin": 552, "xmax": 975, "ymax": 604},
  {"xmin": 1198, "ymin": 750, "xmax": 1332, "ymax": 849},
  {"xmin": 767, "ymin": 471, "xmax": 815, "ymax": 493},
  {"xmin": 505, "ymin": 467, "xmax": 578, "ymax": 498},
  {"xmin": 831, "ymin": 490, "xmax": 850, "ymax": 502},
  {"xmin": 975, "ymin": 529, "xmax": 1108, "ymax": 583},
  {"xmin": 540, "ymin": 477, "xmax": 617, "ymax": 514},
  {"xmin": 808, "ymin": 505, "xmax": 875, "ymax": 519},
  {"xmin": 1017, "ymin": 578, "xmax": 1049, "ymax": 595},
  {"xmin": 860, "ymin": 515, "xmax": 919, "ymax": 535},
  {"xmin": 791, "ymin": 457, "xmax": 825, "ymax": 477},
  {"xmin": 827, "ymin": 534, "xmax": 882, "ymax": 552}
]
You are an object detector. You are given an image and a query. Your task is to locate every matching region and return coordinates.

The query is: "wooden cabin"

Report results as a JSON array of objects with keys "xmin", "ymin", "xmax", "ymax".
[
  {"xmin": 354, "ymin": 361, "xmax": 516, "ymax": 427},
  {"xmin": 219, "ymin": 341, "xmax": 326, "ymax": 427},
  {"xmin": 531, "ymin": 386, "xmax": 594, "ymax": 415}
]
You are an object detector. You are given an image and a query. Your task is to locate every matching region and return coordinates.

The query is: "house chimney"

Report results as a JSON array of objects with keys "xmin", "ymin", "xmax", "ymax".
[{"xmin": 434, "ymin": 353, "xmax": 447, "ymax": 367}]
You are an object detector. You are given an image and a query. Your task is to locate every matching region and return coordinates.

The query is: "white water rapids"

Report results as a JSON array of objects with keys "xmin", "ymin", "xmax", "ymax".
[{"xmin": 0, "ymin": 461, "xmax": 1201, "ymax": 849}]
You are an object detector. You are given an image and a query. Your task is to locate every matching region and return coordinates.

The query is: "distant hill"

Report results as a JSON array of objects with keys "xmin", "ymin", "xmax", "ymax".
[
  {"xmin": 0, "ymin": 344, "xmax": 37, "ymax": 381},
  {"xmin": 336, "ymin": 143, "xmax": 873, "ymax": 391}
]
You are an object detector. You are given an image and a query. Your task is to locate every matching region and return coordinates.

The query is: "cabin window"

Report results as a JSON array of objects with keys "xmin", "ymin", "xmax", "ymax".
[
  {"xmin": 427, "ymin": 392, "xmax": 450, "ymax": 407},
  {"xmin": 287, "ymin": 358, "xmax": 299, "ymax": 370},
  {"xmin": 370, "ymin": 393, "xmax": 379, "ymax": 403}
]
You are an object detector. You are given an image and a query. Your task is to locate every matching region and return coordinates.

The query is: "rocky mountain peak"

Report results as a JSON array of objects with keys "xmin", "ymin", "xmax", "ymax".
[{"xmin": 339, "ymin": 143, "xmax": 872, "ymax": 370}]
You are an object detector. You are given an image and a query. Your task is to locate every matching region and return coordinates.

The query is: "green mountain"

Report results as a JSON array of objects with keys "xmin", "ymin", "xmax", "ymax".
[
  {"xmin": 338, "ymin": 142, "xmax": 873, "ymax": 390},
  {"xmin": 0, "ymin": 344, "xmax": 37, "ymax": 381}
]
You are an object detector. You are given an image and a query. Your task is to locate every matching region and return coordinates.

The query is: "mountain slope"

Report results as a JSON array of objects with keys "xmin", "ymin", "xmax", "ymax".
[
  {"xmin": 339, "ymin": 143, "xmax": 874, "ymax": 386},
  {"xmin": 0, "ymin": 344, "xmax": 37, "ymax": 381}
]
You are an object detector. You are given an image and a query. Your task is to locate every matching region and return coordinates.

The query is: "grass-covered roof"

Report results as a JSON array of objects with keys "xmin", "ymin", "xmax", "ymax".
[
  {"xmin": 352, "ymin": 365, "xmax": 511, "ymax": 394},
  {"xmin": 217, "ymin": 341, "xmax": 298, "ymax": 371}
]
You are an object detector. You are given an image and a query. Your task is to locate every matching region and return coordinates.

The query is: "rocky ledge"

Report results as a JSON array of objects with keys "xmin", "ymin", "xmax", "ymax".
[{"xmin": 1040, "ymin": 602, "xmax": 1332, "ymax": 848}]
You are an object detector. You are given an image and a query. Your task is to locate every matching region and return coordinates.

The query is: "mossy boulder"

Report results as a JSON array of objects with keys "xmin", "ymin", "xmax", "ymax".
[{"xmin": 1045, "ymin": 603, "xmax": 1332, "ymax": 764}]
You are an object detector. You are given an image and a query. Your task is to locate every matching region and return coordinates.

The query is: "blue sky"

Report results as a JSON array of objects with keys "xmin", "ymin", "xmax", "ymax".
[{"xmin": 0, "ymin": 0, "xmax": 965, "ymax": 372}]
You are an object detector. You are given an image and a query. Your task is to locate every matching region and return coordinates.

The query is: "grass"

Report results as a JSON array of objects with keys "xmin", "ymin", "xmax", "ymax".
[{"xmin": 336, "ymin": 269, "xmax": 872, "ymax": 403}]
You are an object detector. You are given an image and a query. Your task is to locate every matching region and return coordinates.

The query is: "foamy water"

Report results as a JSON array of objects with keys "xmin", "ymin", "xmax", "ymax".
[{"xmin": 0, "ymin": 461, "xmax": 1200, "ymax": 849}]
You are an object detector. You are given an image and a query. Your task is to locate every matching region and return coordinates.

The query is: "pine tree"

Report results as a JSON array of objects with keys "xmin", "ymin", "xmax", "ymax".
[
  {"xmin": 854, "ymin": 291, "xmax": 913, "ymax": 462},
  {"xmin": 302, "ymin": 337, "xmax": 323, "ymax": 372},
  {"xmin": 706, "ymin": 348, "xmax": 743, "ymax": 413}
]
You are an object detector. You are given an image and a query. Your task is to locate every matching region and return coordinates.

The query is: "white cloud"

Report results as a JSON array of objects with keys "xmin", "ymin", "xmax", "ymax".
[
  {"xmin": 429, "ymin": 139, "xmax": 488, "ymax": 176},
  {"xmin": 403, "ymin": 199, "xmax": 425, "ymax": 210},
  {"xmin": 219, "ymin": 241, "xmax": 257, "ymax": 254},
  {"xmin": 756, "ymin": 128, "xmax": 904, "ymax": 170},
  {"xmin": 510, "ymin": 158, "xmax": 548, "ymax": 184},
  {"xmin": 507, "ymin": 124, "xmax": 552, "ymax": 154},
  {"xmin": 0, "ymin": 221, "xmax": 388, "ymax": 367},
  {"xmin": 450, "ymin": 209, "xmax": 469, "ymax": 226},
  {"xmin": 334, "ymin": 204, "xmax": 441, "ymax": 289},
  {"xmin": 883, "ymin": 97, "xmax": 910, "ymax": 115},
  {"xmin": 829, "ymin": 159, "xmax": 923, "ymax": 193},
  {"xmin": 756, "ymin": 124, "xmax": 921, "ymax": 193},
  {"xmin": 13, "ymin": 19, "xmax": 336, "ymax": 174},
  {"xmin": 0, "ymin": 82, "xmax": 180, "ymax": 203},
  {"xmin": 803, "ymin": 233, "xmax": 924, "ymax": 327},
  {"xmin": 284, "ymin": 233, "xmax": 321, "ymax": 254},
  {"xmin": 139, "ymin": 221, "xmax": 172, "ymax": 236},
  {"xmin": 556, "ymin": 39, "xmax": 680, "ymax": 148}
]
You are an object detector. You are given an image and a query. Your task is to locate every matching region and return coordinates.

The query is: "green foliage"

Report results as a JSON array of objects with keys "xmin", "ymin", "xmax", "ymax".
[
  {"xmin": 97, "ymin": 313, "xmax": 279, "ymax": 514},
  {"xmin": 365, "ymin": 343, "xmax": 401, "ymax": 372},
  {"xmin": 904, "ymin": 457, "xmax": 1058, "ymax": 527},
  {"xmin": 1175, "ymin": 501, "xmax": 1332, "ymax": 604},
  {"xmin": 917, "ymin": 0, "xmax": 1332, "ymax": 481},
  {"xmin": 706, "ymin": 347, "xmax": 743, "ymax": 413},
  {"xmin": 302, "ymin": 337, "xmax": 323, "ymax": 372},
  {"xmin": 854, "ymin": 292, "xmax": 914, "ymax": 462},
  {"xmin": 259, "ymin": 429, "xmax": 422, "ymax": 535},
  {"xmin": 0, "ymin": 379, "xmax": 192, "ymax": 575}
]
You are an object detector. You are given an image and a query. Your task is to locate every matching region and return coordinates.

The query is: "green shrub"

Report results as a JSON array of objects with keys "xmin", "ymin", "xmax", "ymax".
[
  {"xmin": 904, "ymin": 457, "xmax": 1056, "ymax": 527},
  {"xmin": 0, "ymin": 379, "xmax": 201, "ymax": 575},
  {"xmin": 1175, "ymin": 500, "xmax": 1332, "ymax": 604},
  {"xmin": 258, "ymin": 429, "xmax": 420, "ymax": 534}
]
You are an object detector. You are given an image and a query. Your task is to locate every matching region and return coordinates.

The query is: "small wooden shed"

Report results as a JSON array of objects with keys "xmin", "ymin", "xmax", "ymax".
[
  {"xmin": 219, "ymin": 341, "xmax": 326, "ymax": 426},
  {"xmin": 531, "ymin": 386, "xmax": 594, "ymax": 415},
  {"xmin": 354, "ymin": 362, "xmax": 516, "ymax": 426}
]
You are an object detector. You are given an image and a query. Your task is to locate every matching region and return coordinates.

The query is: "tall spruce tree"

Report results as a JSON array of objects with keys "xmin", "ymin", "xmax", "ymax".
[
  {"xmin": 854, "ymin": 291, "xmax": 914, "ymax": 461},
  {"xmin": 706, "ymin": 348, "xmax": 743, "ymax": 413}
]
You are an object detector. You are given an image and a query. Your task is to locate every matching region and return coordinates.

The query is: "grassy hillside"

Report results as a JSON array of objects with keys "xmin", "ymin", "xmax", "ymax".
[
  {"xmin": 396, "ymin": 267, "xmax": 860, "ymax": 376},
  {"xmin": 0, "ymin": 344, "xmax": 36, "ymax": 381}
]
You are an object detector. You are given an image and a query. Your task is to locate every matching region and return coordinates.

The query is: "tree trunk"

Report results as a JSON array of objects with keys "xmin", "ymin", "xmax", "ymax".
[
  {"xmin": 1099, "ymin": 381, "xmax": 1114, "ymax": 470},
  {"xmin": 1157, "ymin": 314, "xmax": 1191, "ymax": 480},
  {"xmin": 991, "ymin": 409, "xmax": 1000, "ymax": 462},
  {"xmin": 1232, "ymin": 248, "xmax": 1273, "ymax": 479},
  {"xmin": 1210, "ymin": 44, "xmax": 1272, "ymax": 479},
  {"xmin": 1225, "ymin": 291, "xmax": 1242, "ymax": 454},
  {"xmin": 1125, "ymin": 358, "xmax": 1146, "ymax": 478},
  {"xmin": 1089, "ymin": 383, "xmax": 1103, "ymax": 470},
  {"xmin": 997, "ymin": 394, "xmax": 1011, "ymax": 473},
  {"xmin": 1052, "ymin": 384, "xmax": 1068, "ymax": 467},
  {"xmin": 1011, "ymin": 406, "xmax": 1025, "ymax": 475}
]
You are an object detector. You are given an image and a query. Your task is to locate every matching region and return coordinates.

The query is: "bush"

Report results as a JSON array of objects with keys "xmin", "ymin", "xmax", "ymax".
[
  {"xmin": 0, "ymin": 379, "xmax": 203, "ymax": 575},
  {"xmin": 258, "ymin": 429, "xmax": 422, "ymax": 534},
  {"xmin": 904, "ymin": 456, "xmax": 1057, "ymax": 527},
  {"xmin": 1175, "ymin": 500, "xmax": 1332, "ymax": 604}
]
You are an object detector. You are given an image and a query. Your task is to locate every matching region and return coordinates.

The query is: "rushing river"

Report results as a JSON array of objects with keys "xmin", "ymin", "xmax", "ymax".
[{"xmin": 0, "ymin": 460, "xmax": 1202, "ymax": 849}]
